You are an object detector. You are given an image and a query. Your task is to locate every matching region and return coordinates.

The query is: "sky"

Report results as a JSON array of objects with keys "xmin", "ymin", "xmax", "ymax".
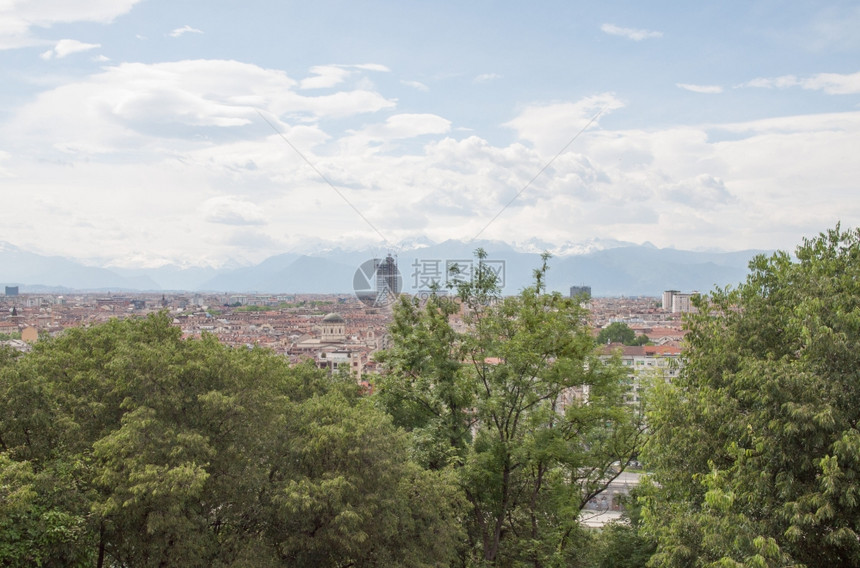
[{"xmin": 1, "ymin": 0, "xmax": 858, "ymax": 268}]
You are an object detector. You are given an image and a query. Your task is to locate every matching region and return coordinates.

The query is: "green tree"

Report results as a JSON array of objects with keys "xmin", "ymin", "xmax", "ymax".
[
  {"xmin": 586, "ymin": 523, "xmax": 653, "ymax": 568},
  {"xmin": 0, "ymin": 453, "xmax": 94, "ymax": 567},
  {"xmin": 376, "ymin": 251, "xmax": 646, "ymax": 566},
  {"xmin": 264, "ymin": 390, "xmax": 466, "ymax": 566},
  {"xmin": 596, "ymin": 322, "xmax": 649, "ymax": 346},
  {"xmin": 642, "ymin": 225, "xmax": 860, "ymax": 567},
  {"xmin": 0, "ymin": 312, "xmax": 463, "ymax": 567}
]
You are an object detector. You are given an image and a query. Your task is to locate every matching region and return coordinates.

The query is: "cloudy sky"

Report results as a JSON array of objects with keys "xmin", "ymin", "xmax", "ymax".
[{"xmin": 1, "ymin": 0, "xmax": 858, "ymax": 267}]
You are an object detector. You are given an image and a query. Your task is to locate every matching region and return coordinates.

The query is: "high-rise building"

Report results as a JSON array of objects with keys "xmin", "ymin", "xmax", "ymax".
[
  {"xmin": 375, "ymin": 255, "xmax": 401, "ymax": 306},
  {"xmin": 662, "ymin": 290, "xmax": 679, "ymax": 310},
  {"xmin": 5, "ymin": 286, "xmax": 18, "ymax": 297},
  {"xmin": 570, "ymin": 285, "xmax": 591, "ymax": 299},
  {"xmin": 662, "ymin": 290, "xmax": 696, "ymax": 313}
]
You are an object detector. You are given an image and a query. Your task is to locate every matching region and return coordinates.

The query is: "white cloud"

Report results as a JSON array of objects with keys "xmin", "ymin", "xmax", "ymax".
[
  {"xmin": 300, "ymin": 63, "xmax": 391, "ymax": 90},
  {"xmin": 742, "ymin": 75, "xmax": 800, "ymax": 89},
  {"xmin": 676, "ymin": 83, "xmax": 723, "ymax": 94},
  {"xmin": 662, "ymin": 174, "xmax": 734, "ymax": 206},
  {"xmin": 2, "ymin": 65, "xmax": 859, "ymax": 264},
  {"xmin": 474, "ymin": 73, "xmax": 502, "ymax": 84},
  {"xmin": 40, "ymin": 38, "xmax": 100, "ymax": 59},
  {"xmin": 4, "ymin": 59, "xmax": 395, "ymax": 158},
  {"xmin": 0, "ymin": 0, "xmax": 143, "ymax": 49},
  {"xmin": 503, "ymin": 93, "xmax": 625, "ymax": 155},
  {"xmin": 0, "ymin": 150, "xmax": 12, "ymax": 178},
  {"xmin": 348, "ymin": 113, "xmax": 450, "ymax": 142},
  {"xmin": 741, "ymin": 71, "xmax": 860, "ymax": 94},
  {"xmin": 353, "ymin": 63, "xmax": 391, "ymax": 73},
  {"xmin": 202, "ymin": 196, "xmax": 267, "ymax": 225},
  {"xmin": 600, "ymin": 23, "xmax": 662, "ymax": 41},
  {"xmin": 301, "ymin": 65, "xmax": 352, "ymax": 89},
  {"xmin": 800, "ymin": 71, "xmax": 860, "ymax": 94},
  {"xmin": 169, "ymin": 25, "xmax": 203, "ymax": 38},
  {"xmin": 294, "ymin": 89, "xmax": 395, "ymax": 117},
  {"xmin": 401, "ymin": 80, "xmax": 429, "ymax": 91}
]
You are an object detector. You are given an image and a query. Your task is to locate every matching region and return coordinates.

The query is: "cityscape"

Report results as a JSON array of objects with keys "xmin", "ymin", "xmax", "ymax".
[
  {"xmin": 0, "ymin": 277, "xmax": 690, "ymax": 530},
  {"xmin": 1, "ymin": 0, "xmax": 858, "ymax": 565},
  {"xmin": 0, "ymin": 284, "xmax": 692, "ymax": 375}
]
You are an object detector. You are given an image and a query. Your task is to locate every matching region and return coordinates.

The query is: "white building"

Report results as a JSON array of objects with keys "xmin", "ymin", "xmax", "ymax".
[
  {"xmin": 662, "ymin": 290, "xmax": 698, "ymax": 314},
  {"xmin": 602, "ymin": 344, "xmax": 682, "ymax": 405}
]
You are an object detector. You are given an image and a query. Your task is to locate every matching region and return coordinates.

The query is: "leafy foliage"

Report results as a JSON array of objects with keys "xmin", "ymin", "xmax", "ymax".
[
  {"xmin": 643, "ymin": 226, "xmax": 860, "ymax": 567},
  {"xmin": 0, "ymin": 312, "xmax": 463, "ymax": 567},
  {"xmin": 596, "ymin": 322, "xmax": 649, "ymax": 346},
  {"xmin": 376, "ymin": 250, "xmax": 646, "ymax": 566}
]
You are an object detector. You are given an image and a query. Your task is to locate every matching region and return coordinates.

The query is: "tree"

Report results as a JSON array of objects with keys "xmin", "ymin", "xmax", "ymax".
[
  {"xmin": 376, "ymin": 250, "xmax": 646, "ymax": 566},
  {"xmin": 0, "ymin": 312, "xmax": 463, "ymax": 567},
  {"xmin": 0, "ymin": 453, "xmax": 94, "ymax": 567},
  {"xmin": 596, "ymin": 322, "xmax": 649, "ymax": 346},
  {"xmin": 263, "ymin": 390, "xmax": 466, "ymax": 567},
  {"xmin": 642, "ymin": 226, "xmax": 860, "ymax": 567},
  {"xmin": 582, "ymin": 490, "xmax": 654, "ymax": 568}
]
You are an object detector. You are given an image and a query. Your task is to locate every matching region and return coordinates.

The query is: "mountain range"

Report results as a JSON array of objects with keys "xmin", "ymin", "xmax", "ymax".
[{"xmin": 0, "ymin": 239, "xmax": 770, "ymax": 297}]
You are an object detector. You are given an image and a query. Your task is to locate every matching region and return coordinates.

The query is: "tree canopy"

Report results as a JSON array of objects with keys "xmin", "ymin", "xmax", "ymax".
[
  {"xmin": 596, "ymin": 322, "xmax": 649, "ymax": 346},
  {"xmin": 0, "ymin": 312, "xmax": 464, "ymax": 567},
  {"xmin": 18, "ymin": 224, "xmax": 860, "ymax": 568},
  {"xmin": 375, "ymin": 250, "xmax": 646, "ymax": 566},
  {"xmin": 642, "ymin": 226, "xmax": 860, "ymax": 567}
]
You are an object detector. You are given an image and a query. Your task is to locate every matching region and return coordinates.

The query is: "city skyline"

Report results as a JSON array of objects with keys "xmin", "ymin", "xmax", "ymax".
[{"xmin": 1, "ymin": 1, "xmax": 858, "ymax": 267}]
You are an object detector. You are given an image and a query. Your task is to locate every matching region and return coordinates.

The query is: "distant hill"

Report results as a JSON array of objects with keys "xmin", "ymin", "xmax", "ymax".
[
  {"xmin": 0, "ymin": 242, "xmax": 158, "ymax": 292},
  {"xmin": 548, "ymin": 246, "xmax": 763, "ymax": 296},
  {"xmin": 0, "ymin": 239, "xmax": 768, "ymax": 297}
]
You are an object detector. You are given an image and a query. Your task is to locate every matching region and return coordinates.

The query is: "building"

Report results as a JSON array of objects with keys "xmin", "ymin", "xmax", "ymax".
[
  {"xmin": 315, "ymin": 349, "xmax": 367, "ymax": 379},
  {"xmin": 662, "ymin": 290, "xmax": 679, "ymax": 310},
  {"xmin": 320, "ymin": 312, "xmax": 347, "ymax": 343},
  {"xmin": 570, "ymin": 285, "xmax": 592, "ymax": 299},
  {"xmin": 602, "ymin": 343, "xmax": 682, "ymax": 406},
  {"xmin": 375, "ymin": 255, "xmax": 400, "ymax": 306},
  {"xmin": 5, "ymin": 286, "xmax": 18, "ymax": 296},
  {"xmin": 581, "ymin": 471, "xmax": 642, "ymax": 527},
  {"xmin": 662, "ymin": 290, "xmax": 697, "ymax": 314}
]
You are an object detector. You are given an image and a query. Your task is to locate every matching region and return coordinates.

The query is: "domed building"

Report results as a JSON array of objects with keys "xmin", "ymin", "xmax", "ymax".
[
  {"xmin": 287, "ymin": 312, "xmax": 375, "ymax": 381},
  {"xmin": 320, "ymin": 312, "xmax": 346, "ymax": 343}
]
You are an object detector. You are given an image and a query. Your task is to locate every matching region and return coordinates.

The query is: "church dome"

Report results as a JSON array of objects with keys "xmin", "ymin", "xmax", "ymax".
[{"xmin": 322, "ymin": 313, "xmax": 345, "ymax": 323}]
